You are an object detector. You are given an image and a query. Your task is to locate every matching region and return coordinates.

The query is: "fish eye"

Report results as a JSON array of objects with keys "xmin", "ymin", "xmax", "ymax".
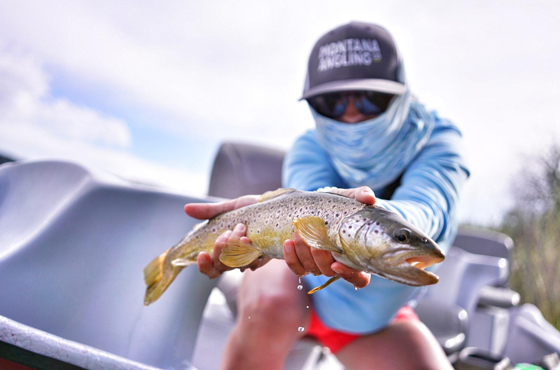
[{"xmin": 395, "ymin": 229, "xmax": 411, "ymax": 243}]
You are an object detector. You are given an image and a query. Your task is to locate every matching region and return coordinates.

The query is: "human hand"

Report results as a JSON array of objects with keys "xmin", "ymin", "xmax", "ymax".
[
  {"xmin": 283, "ymin": 186, "xmax": 376, "ymax": 288},
  {"xmin": 184, "ymin": 195, "xmax": 271, "ymax": 279}
]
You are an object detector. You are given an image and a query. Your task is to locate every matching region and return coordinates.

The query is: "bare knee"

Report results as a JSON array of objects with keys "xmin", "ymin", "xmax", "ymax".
[
  {"xmin": 239, "ymin": 288, "xmax": 307, "ymax": 332},
  {"xmin": 236, "ymin": 261, "xmax": 309, "ymax": 335},
  {"xmin": 337, "ymin": 320, "xmax": 452, "ymax": 370}
]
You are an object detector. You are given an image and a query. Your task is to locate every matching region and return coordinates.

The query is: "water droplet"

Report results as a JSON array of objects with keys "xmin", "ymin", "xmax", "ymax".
[
  {"xmin": 354, "ymin": 287, "xmax": 359, "ymax": 290},
  {"xmin": 297, "ymin": 285, "xmax": 303, "ymax": 290},
  {"xmin": 248, "ymin": 316, "xmax": 251, "ymax": 319},
  {"xmin": 306, "ymin": 306, "xmax": 309, "ymax": 309},
  {"xmin": 298, "ymin": 327, "xmax": 305, "ymax": 332}
]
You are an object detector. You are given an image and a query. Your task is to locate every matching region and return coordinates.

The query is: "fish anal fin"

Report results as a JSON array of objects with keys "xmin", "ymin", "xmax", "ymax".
[
  {"xmin": 171, "ymin": 258, "xmax": 197, "ymax": 267},
  {"xmin": 219, "ymin": 240, "xmax": 261, "ymax": 268},
  {"xmin": 293, "ymin": 216, "xmax": 342, "ymax": 253},
  {"xmin": 258, "ymin": 188, "xmax": 296, "ymax": 202},
  {"xmin": 308, "ymin": 276, "xmax": 341, "ymax": 294}
]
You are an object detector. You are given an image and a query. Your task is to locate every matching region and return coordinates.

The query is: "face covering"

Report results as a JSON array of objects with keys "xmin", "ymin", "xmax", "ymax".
[{"xmin": 313, "ymin": 89, "xmax": 434, "ymax": 191}]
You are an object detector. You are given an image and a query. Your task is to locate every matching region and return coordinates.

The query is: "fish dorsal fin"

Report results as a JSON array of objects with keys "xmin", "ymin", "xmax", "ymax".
[
  {"xmin": 219, "ymin": 240, "xmax": 261, "ymax": 268},
  {"xmin": 293, "ymin": 216, "xmax": 342, "ymax": 253},
  {"xmin": 258, "ymin": 188, "xmax": 296, "ymax": 202}
]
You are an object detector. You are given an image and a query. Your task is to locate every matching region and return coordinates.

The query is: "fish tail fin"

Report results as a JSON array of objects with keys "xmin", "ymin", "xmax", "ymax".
[{"xmin": 143, "ymin": 248, "xmax": 189, "ymax": 306}]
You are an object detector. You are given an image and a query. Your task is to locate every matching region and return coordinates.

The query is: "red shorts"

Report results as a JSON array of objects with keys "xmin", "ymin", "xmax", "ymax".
[{"xmin": 306, "ymin": 306, "xmax": 419, "ymax": 354}]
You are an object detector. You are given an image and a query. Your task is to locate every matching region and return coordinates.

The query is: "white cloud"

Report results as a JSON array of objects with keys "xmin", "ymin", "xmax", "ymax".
[
  {"xmin": 0, "ymin": 53, "xmax": 131, "ymax": 148},
  {"xmin": 0, "ymin": 51, "xmax": 207, "ymax": 196}
]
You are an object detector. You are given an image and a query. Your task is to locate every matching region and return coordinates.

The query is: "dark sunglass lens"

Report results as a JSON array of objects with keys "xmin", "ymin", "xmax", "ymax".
[
  {"xmin": 354, "ymin": 95, "xmax": 383, "ymax": 115},
  {"xmin": 324, "ymin": 94, "xmax": 347, "ymax": 118},
  {"xmin": 361, "ymin": 92, "xmax": 395, "ymax": 114},
  {"xmin": 308, "ymin": 94, "xmax": 347, "ymax": 118}
]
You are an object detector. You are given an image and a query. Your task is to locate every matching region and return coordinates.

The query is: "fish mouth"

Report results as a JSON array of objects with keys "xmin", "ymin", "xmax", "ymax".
[
  {"xmin": 397, "ymin": 253, "xmax": 444, "ymax": 285},
  {"xmin": 372, "ymin": 250, "xmax": 445, "ymax": 286},
  {"xmin": 405, "ymin": 254, "xmax": 444, "ymax": 270}
]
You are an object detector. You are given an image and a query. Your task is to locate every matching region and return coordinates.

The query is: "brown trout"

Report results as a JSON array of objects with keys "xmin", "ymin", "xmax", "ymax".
[{"xmin": 143, "ymin": 188, "xmax": 445, "ymax": 305}]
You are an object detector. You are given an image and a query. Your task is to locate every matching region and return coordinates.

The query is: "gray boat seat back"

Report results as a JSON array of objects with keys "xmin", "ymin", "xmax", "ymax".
[
  {"xmin": 423, "ymin": 247, "xmax": 508, "ymax": 318},
  {"xmin": 208, "ymin": 141, "xmax": 284, "ymax": 198},
  {"xmin": 453, "ymin": 227, "xmax": 514, "ymax": 285},
  {"xmin": 503, "ymin": 304, "xmax": 560, "ymax": 365},
  {"xmin": 454, "ymin": 227, "xmax": 514, "ymax": 261},
  {"xmin": 0, "ymin": 160, "xmax": 216, "ymax": 369}
]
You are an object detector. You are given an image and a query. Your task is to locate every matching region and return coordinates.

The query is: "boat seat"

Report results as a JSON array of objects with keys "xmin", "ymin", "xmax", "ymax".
[{"xmin": 0, "ymin": 160, "xmax": 215, "ymax": 369}]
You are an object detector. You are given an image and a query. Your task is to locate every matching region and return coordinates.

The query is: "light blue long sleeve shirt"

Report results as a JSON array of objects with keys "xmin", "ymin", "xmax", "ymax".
[{"xmin": 282, "ymin": 112, "xmax": 470, "ymax": 334}]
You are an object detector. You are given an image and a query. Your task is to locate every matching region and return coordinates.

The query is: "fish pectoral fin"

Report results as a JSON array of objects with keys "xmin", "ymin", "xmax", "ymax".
[
  {"xmin": 258, "ymin": 188, "xmax": 296, "ymax": 202},
  {"xmin": 171, "ymin": 258, "xmax": 197, "ymax": 267},
  {"xmin": 308, "ymin": 276, "xmax": 341, "ymax": 294},
  {"xmin": 219, "ymin": 240, "xmax": 261, "ymax": 268},
  {"xmin": 293, "ymin": 216, "xmax": 342, "ymax": 253}
]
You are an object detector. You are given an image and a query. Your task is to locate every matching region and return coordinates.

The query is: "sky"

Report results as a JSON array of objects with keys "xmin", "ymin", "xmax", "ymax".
[{"xmin": 0, "ymin": 0, "xmax": 559, "ymax": 226}]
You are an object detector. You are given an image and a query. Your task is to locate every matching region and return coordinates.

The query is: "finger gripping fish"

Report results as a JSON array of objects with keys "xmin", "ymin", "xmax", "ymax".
[{"xmin": 143, "ymin": 188, "xmax": 445, "ymax": 305}]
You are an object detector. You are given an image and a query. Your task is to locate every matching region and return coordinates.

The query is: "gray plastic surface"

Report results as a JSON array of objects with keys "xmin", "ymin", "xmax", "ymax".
[
  {"xmin": 0, "ymin": 315, "xmax": 172, "ymax": 370},
  {"xmin": 0, "ymin": 160, "xmax": 216, "ymax": 369},
  {"xmin": 503, "ymin": 304, "xmax": 560, "ymax": 365},
  {"xmin": 415, "ymin": 298, "xmax": 468, "ymax": 354},
  {"xmin": 208, "ymin": 141, "xmax": 284, "ymax": 199}
]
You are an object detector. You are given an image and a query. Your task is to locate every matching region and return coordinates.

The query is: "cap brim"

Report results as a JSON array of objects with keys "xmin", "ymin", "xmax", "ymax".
[{"xmin": 300, "ymin": 79, "xmax": 406, "ymax": 100}]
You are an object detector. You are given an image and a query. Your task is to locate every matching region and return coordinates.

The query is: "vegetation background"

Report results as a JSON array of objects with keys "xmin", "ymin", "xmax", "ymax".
[{"xmin": 488, "ymin": 143, "xmax": 560, "ymax": 330}]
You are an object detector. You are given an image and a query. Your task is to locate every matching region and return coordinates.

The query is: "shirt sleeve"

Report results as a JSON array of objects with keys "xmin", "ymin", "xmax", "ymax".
[{"xmin": 376, "ymin": 113, "xmax": 470, "ymax": 249}]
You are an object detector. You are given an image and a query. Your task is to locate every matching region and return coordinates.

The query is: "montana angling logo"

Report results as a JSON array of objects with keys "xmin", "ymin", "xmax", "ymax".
[{"xmin": 317, "ymin": 38, "xmax": 382, "ymax": 72}]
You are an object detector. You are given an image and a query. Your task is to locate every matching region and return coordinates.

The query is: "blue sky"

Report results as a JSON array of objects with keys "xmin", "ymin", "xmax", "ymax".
[{"xmin": 1, "ymin": 0, "xmax": 559, "ymax": 225}]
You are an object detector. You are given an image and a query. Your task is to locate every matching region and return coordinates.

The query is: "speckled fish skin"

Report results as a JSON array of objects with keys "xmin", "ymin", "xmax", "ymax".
[
  {"xmin": 171, "ymin": 189, "xmax": 366, "ymax": 261},
  {"xmin": 143, "ymin": 188, "xmax": 445, "ymax": 305}
]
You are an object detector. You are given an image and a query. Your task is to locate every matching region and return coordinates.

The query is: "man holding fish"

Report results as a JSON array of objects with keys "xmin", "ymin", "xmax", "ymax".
[{"xmin": 181, "ymin": 22, "xmax": 468, "ymax": 369}]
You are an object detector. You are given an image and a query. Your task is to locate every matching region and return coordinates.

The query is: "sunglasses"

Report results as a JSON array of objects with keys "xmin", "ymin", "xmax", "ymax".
[{"xmin": 307, "ymin": 91, "xmax": 396, "ymax": 119}]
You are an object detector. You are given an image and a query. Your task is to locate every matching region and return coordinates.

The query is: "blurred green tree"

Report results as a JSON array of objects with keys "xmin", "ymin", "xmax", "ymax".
[{"xmin": 497, "ymin": 143, "xmax": 560, "ymax": 330}]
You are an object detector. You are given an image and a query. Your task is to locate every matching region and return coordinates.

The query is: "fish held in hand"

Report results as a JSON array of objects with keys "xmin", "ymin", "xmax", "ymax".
[{"xmin": 143, "ymin": 188, "xmax": 445, "ymax": 305}]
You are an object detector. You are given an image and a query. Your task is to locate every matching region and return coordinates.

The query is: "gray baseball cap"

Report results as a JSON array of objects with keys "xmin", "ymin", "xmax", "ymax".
[{"xmin": 301, "ymin": 22, "xmax": 406, "ymax": 100}]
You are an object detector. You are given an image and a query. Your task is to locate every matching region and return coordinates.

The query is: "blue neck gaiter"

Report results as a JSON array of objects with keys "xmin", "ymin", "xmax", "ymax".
[{"xmin": 312, "ymin": 89, "xmax": 434, "ymax": 190}]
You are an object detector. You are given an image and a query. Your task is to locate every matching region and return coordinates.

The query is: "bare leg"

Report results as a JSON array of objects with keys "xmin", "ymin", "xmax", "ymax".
[
  {"xmin": 220, "ymin": 260, "xmax": 311, "ymax": 370},
  {"xmin": 336, "ymin": 319, "xmax": 453, "ymax": 370}
]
